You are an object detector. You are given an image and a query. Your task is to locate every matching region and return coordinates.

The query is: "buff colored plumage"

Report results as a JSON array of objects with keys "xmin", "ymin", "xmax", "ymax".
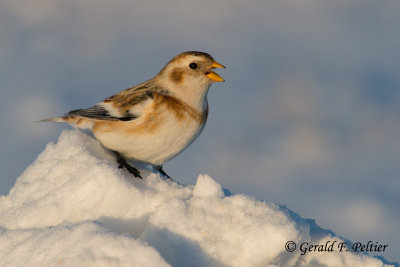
[{"xmin": 42, "ymin": 51, "xmax": 225, "ymax": 178}]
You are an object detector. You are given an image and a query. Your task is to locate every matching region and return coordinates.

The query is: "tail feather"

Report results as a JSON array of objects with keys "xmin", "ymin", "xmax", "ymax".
[
  {"xmin": 38, "ymin": 117, "xmax": 67, "ymax": 123},
  {"xmin": 38, "ymin": 116, "xmax": 93, "ymax": 129}
]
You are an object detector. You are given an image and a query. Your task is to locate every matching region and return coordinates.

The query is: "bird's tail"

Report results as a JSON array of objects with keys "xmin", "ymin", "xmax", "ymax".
[
  {"xmin": 38, "ymin": 116, "xmax": 93, "ymax": 129},
  {"xmin": 38, "ymin": 117, "xmax": 68, "ymax": 123}
]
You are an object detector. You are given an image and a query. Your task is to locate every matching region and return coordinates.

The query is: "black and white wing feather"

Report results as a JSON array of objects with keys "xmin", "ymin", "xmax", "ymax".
[
  {"xmin": 40, "ymin": 79, "xmax": 166, "ymax": 123},
  {"xmin": 67, "ymin": 105, "xmax": 137, "ymax": 121}
]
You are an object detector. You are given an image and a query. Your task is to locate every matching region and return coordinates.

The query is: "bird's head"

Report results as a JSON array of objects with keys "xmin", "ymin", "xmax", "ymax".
[{"xmin": 155, "ymin": 51, "xmax": 225, "ymax": 97}]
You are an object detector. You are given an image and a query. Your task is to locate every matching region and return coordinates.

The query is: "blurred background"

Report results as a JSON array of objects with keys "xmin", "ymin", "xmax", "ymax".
[{"xmin": 1, "ymin": 0, "xmax": 399, "ymax": 263}]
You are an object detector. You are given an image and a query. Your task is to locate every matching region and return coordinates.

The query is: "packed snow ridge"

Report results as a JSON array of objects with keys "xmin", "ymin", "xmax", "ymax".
[{"xmin": 0, "ymin": 130, "xmax": 394, "ymax": 267}]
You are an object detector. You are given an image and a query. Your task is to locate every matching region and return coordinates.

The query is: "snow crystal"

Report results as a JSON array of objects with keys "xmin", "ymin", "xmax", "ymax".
[
  {"xmin": 0, "ymin": 130, "xmax": 394, "ymax": 266},
  {"xmin": 193, "ymin": 174, "xmax": 224, "ymax": 198}
]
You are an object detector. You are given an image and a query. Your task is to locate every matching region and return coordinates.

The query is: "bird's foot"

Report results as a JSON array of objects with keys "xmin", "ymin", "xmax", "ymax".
[
  {"xmin": 154, "ymin": 165, "xmax": 171, "ymax": 180},
  {"xmin": 114, "ymin": 151, "xmax": 142, "ymax": 178}
]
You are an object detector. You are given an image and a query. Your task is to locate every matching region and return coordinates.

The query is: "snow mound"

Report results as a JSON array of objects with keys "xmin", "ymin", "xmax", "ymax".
[
  {"xmin": 0, "ymin": 130, "xmax": 393, "ymax": 267},
  {"xmin": 0, "ymin": 221, "xmax": 169, "ymax": 267}
]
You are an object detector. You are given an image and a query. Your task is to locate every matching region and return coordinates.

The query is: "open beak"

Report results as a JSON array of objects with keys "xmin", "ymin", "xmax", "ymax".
[{"xmin": 207, "ymin": 61, "xmax": 226, "ymax": 82}]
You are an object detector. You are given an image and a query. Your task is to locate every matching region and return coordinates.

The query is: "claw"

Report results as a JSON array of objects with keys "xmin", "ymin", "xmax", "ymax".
[
  {"xmin": 114, "ymin": 151, "xmax": 142, "ymax": 178},
  {"xmin": 154, "ymin": 165, "xmax": 171, "ymax": 179}
]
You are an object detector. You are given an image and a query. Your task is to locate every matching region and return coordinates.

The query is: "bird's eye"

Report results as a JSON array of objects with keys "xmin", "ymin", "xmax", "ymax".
[{"xmin": 189, "ymin": 62, "xmax": 198, "ymax": 69}]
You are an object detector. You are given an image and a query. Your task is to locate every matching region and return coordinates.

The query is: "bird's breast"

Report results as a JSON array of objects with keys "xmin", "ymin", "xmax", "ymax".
[{"xmin": 92, "ymin": 94, "xmax": 208, "ymax": 165}]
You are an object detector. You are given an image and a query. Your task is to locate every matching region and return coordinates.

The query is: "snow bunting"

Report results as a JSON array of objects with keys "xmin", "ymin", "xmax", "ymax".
[{"xmin": 42, "ymin": 51, "xmax": 225, "ymax": 178}]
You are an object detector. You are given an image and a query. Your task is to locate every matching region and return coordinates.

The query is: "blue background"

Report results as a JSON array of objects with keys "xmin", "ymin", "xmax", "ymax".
[{"xmin": 1, "ymin": 0, "xmax": 399, "ymax": 263}]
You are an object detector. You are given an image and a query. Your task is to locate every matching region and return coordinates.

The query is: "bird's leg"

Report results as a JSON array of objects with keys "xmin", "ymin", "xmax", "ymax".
[
  {"xmin": 113, "ymin": 151, "xmax": 142, "ymax": 179},
  {"xmin": 154, "ymin": 165, "xmax": 171, "ymax": 179}
]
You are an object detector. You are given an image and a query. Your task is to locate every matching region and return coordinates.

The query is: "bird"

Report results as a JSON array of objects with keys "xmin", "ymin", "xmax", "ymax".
[{"xmin": 41, "ymin": 51, "xmax": 225, "ymax": 179}]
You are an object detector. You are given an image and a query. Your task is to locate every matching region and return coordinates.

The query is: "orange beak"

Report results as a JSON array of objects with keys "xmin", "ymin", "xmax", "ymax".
[{"xmin": 207, "ymin": 61, "xmax": 226, "ymax": 82}]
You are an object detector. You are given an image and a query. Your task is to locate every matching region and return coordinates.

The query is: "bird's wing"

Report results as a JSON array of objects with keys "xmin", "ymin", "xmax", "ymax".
[
  {"xmin": 66, "ymin": 80, "xmax": 163, "ymax": 121},
  {"xmin": 67, "ymin": 104, "xmax": 137, "ymax": 121}
]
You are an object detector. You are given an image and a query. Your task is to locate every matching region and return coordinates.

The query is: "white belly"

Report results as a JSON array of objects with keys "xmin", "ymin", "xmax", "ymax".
[{"xmin": 93, "ymin": 111, "xmax": 205, "ymax": 165}]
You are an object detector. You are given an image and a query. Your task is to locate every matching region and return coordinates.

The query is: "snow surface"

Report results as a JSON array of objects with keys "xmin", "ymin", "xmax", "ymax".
[{"xmin": 0, "ymin": 130, "xmax": 394, "ymax": 267}]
